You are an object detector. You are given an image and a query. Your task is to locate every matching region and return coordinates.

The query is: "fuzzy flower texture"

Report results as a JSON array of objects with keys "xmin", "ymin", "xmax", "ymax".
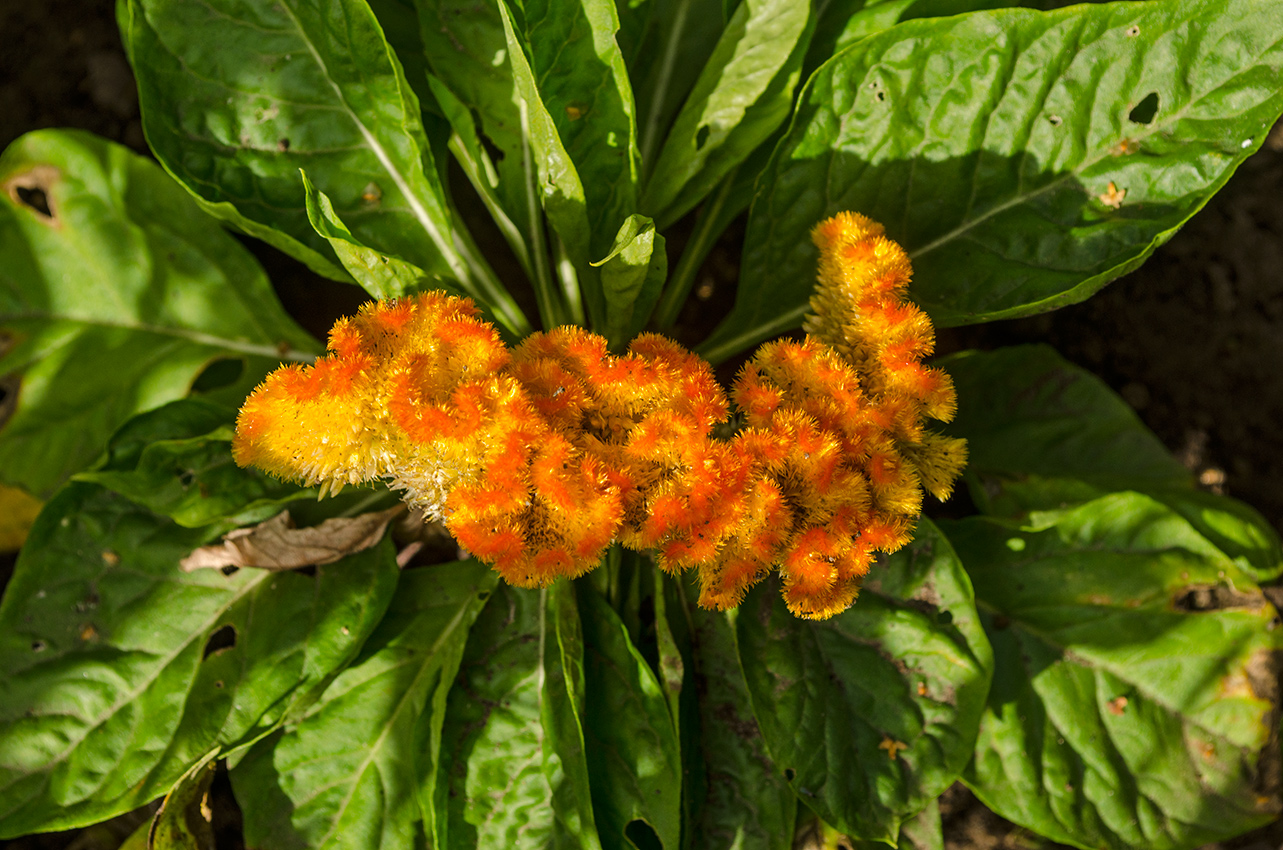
[{"xmin": 233, "ymin": 213, "xmax": 966, "ymax": 619}]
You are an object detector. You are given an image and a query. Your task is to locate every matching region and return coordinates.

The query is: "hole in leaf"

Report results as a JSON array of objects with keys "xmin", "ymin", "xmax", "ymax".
[
  {"xmin": 1128, "ymin": 92, "xmax": 1159, "ymax": 125},
  {"xmin": 695, "ymin": 125, "xmax": 711, "ymax": 151},
  {"xmin": 177, "ymin": 469, "xmax": 195, "ymax": 488},
  {"xmin": 203, "ymin": 624, "xmax": 237, "ymax": 659},
  {"xmin": 31, "ymin": 640, "xmax": 46, "ymax": 652},
  {"xmin": 296, "ymin": 565, "xmax": 318, "ymax": 577},
  {"xmin": 624, "ymin": 820, "xmax": 662, "ymax": 850},
  {"xmin": 277, "ymin": 138, "xmax": 291, "ymax": 152},
  {"xmin": 220, "ymin": 565, "xmax": 239, "ymax": 577},
  {"xmin": 875, "ymin": 90, "xmax": 886, "ymax": 102},
  {"xmin": 5, "ymin": 165, "xmax": 60, "ymax": 223},
  {"xmin": 191, "ymin": 357, "xmax": 245, "ymax": 393},
  {"xmin": 784, "ymin": 768, "xmax": 796, "ymax": 782},
  {"xmin": 16, "ymin": 187, "xmax": 51, "ymax": 217}
]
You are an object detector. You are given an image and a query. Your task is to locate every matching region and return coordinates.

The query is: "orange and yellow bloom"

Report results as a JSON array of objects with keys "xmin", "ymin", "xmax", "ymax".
[{"xmin": 233, "ymin": 213, "xmax": 965, "ymax": 619}]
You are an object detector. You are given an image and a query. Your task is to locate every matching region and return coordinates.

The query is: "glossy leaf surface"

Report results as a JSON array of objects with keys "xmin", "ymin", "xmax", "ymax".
[
  {"xmin": 642, "ymin": 0, "xmax": 811, "ymax": 228},
  {"xmin": 943, "ymin": 494, "xmax": 1283, "ymax": 848},
  {"xmin": 736, "ymin": 520, "xmax": 992, "ymax": 841},
  {"xmin": 433, "ymin": 583, "xmax": 602, "ymax": 850},
  {"xmin": 233, "ymin": 562, "xmax": 496, "ymax": 850},
  {"xmin": 0, "ymin": 483, "xmax": 398, "ymax": 837},
  {"xmin": 74, "ymin": 400, "xmax": 313, "ymax": 528},
  {"xmin": 703, "ymin": 0, "xmax": 1283, "ymax": 359},
  {"xmin": 126, "ymin": 0, "xmax": 470, "ymax": 286},
  {"xmin": 593, "ymin": 214, "xmax": 666, "ymax": 347},
  {"xmin": 0, "ymin": 130, "xmax": 317, "ymax": 496}
]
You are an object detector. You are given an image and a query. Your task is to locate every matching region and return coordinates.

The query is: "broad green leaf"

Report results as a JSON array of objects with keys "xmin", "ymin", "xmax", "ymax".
[
  {"xmin": 148, "ymin": 755, "xmax": 219, "ymax": 850},
  {"xmin": 736, "ymin": 520, "xmax": 992, "ymax": 841},
  {"xmin": 301, "ymin": 171, "xmax": 438, "ymax": 302},
  {"xmin": 941, "ymin": 345, "xmax": 1190, "ymax": 500},
  {"xmin": 941, "ymin": 346, "xmax": 1283, "ymax": 582},
  {"xmin": 641, "ymin": 0, "xmax": 812, "ymax": 229},
  {"xmin": 628, "ymin": 0, "xmax": 730, "ymax": 174},
  {"xmin": 592, "ymin": 214, "xmax": 667, "ymax": 347},
  {"xmin": 497, "ymin": 0, "xmax": 593, "ymax": 328},
  {"xmin": 515, "ymin": 0, "xmax": 641, "ymax": 262},
  {"xmin": 0, "ymin": 483, "xmax": 398, "ymax": 837},
  {"xmin": 684, "ymin": 600, "xmax": 795, "ymax": 850},
  {"xmin": 232, "ymin": 562, "xmax": 496, "ymax": 850},
  {"xmin": 941, "ymin": 493, "xmax": 1283, "ymax": 849},
  {"xmin": 74, "ymin": 400, "xmax": 313, "ymax": 528},
  {"xmin": 413, "ymin": 0, "xmax": 548, "ymax": 290},
  {"xmin": 126, "ymin": 0, "xmax": 477, "ymax": 295},
  {"xmin": 701, "ymin": 0, "xmax": 1283, "ymax": 361},
  {"xmin": 0, "ymin": 129, "xmax": 318, "ymax": 496},
  {"xmin": 433, "ymin": 583, "xmax": 602, "ymax": 850},
  {"xmin": 850, "ymin": 797, "xmax": 942, "ymax": 850},
  {"xmin": 578, "ymin": 584, "xmax": 681, "ymax": 850}
]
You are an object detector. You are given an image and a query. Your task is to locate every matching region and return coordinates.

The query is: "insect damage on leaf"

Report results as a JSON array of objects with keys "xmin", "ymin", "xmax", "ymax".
[{"xmin": 232, "ymin": 215, "xmax": 965, "ymax": 619}]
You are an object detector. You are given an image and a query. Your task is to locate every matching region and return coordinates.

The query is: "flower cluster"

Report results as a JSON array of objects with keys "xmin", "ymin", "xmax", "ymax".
[{"xmin": 233, "ymin": 213, "xmax": 965, "ymax": 618}]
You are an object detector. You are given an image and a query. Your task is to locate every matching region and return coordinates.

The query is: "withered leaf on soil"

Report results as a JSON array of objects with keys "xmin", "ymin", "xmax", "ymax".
[{"xmin": 181, "ymin": 507, "xmax": 404, "ymax": 572}]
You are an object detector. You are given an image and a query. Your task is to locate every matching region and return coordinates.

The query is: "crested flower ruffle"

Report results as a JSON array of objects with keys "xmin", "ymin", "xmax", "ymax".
[{"xmin": 233, "ymin": 213, "xmax": 966, "ymax": 618}]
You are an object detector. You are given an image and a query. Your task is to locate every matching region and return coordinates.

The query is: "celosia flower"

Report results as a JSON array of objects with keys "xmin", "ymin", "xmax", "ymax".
[{"xmin": 232, "ymin": 212, "xmax": 966, "ymax": 619}]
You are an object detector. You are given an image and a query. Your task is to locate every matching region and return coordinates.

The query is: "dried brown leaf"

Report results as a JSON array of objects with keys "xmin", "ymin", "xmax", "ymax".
[{"xmin": 180, "ymin": 506, "xmax": 404, "ymax": 572}]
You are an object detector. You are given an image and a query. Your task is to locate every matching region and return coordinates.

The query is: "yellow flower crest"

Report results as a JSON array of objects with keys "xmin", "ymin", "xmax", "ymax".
[{"xmin": 233, "ymin": 213, "xmax": 966, "ymax": 619}]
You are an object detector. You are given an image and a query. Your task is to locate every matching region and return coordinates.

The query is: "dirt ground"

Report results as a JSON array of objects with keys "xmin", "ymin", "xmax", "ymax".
[{"xmin": 1, "ymin": 1, "xmax": 1281, "ymax": 848}]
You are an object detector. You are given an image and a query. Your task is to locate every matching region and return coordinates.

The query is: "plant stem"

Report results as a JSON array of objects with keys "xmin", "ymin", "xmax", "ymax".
[{"xmin": 653, "ymin": 170, "xmax": 737, "ymax": 329}]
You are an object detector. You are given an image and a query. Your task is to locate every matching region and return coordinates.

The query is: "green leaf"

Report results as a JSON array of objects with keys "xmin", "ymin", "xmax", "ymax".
[
  {"xmin": 148, "ymin": 754, "xmax": 219, "ymax": 850},
  {"xmin": 515, "ymin": 0, "xmax": 641, "ymax": 261},
  {"xmin": 701, "ymin": 0, "xmax": 1283, "ymax": 360},
  {"xmin": 592, "ymin": 214, "xmax": 667, "ymax": 347},
  {"xmin": 232, "ymin": 562, "xmax": 497, "ymax": 850},
  {"xmin": 942, "ymin": 345, "xmax": 1190, "ymax": 500},
  {"xmin": 736, "ymin": 520, "xmax": 992, "ymax": 841},
  {"xmin": 849, "ymin": 796, "xmax": 942, "ymax": 850},
  {"xmin": 300, "ymin": 171, "xmax": 437, "ymax": 302},
  {"xmin": 433, "ymin": 583, "xmax": 602, "ymax": 850},
  {"xmin": 641, "ymin": 0, "xmax": 812, "ymax": 229},
  {"xmin": 941, "ymin": 346, "xmax": 1283, "ymax": 582},
  {"xmin": 0, "ymin": 482, "xmax": 399, "ymax": 837},
  {"xmin": 578, "ymin": 583, "xmax": 681, "ymax": 850},
  {"xmin": 73, "ymin": 400, "xmax": 314, "ymax": 528},
  {"xmin": 125, "ymin": 0, "xmax": 474, "ymax": 292},
  {"xmin": 0, "ymin": 129, "xmax": 319, "ymax": 496},
  {"xmin": 629, "ymin": 0, "xmax": 730, "ymax": 175},
  {"xmin": 684, "ymin": 600, "xmax": 795, "ymax": 850},
  {"xmin": 941, "ymin": 492, "xmax": 1283, "ymax": 849}
]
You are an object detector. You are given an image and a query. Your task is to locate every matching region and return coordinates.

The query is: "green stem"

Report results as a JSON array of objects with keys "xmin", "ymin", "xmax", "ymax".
[
  {"xmin": 553, "ymin": 234, "xmax": 585, "ymax": 327},
  {"xmin": 451, "ymin": 221, "xmax": 533, "ymax": 337},
  {"xmin": 696, "ymin": 303, "xmax": 809, "ymax": 366},
  {"xmin": 653, "ymin": 170, "xmax": 737, "ymax": 329}
]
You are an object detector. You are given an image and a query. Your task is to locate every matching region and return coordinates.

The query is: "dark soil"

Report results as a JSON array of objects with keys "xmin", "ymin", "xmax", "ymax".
[{"xmin": 2, "ymin": 1, "xmax": 1281, "ymax": 849}]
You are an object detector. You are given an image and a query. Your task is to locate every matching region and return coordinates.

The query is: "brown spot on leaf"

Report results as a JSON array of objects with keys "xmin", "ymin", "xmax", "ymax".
[
  {"xmin": 1098, "ymin": 181, "xmax": 1126, "ymax": 209},
  {"xmin": 1106, "ymin": 695, "xmax": 1128, "ymax": 716},
  {"xmin": 878, "ymin": 737, "xmax": 907, "ymax": 760},
  {"xmin": 5, "ymin": 165, "xmax": 61, "ymax": 225},
  {"xmin": 101, "ymin": 550, "xmax": 120, "ymax": 567}
]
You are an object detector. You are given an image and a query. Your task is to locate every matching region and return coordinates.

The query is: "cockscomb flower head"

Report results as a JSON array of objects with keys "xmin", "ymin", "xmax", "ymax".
[{"xmin": 233, "ymin": 212, "xmax": 966, "ymax": 619}]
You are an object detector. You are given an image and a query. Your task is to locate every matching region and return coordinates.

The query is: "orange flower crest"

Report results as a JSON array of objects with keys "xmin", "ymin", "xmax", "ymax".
[{"xmin": 233, "ymin": 213, "xmax": 966, "ymax": 618}]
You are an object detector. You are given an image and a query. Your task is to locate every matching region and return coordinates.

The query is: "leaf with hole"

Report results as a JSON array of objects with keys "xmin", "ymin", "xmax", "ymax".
[
  {"xmin": 0, "ymin": 481, "xmax": 399, "ymax": 837},
  {"xmin": 0, "ymin": 130, "xmax": 319, "ymax": 496},
  {"xmin": 641, "ymin": 0, "xmax": 812, "ymax": 229},
  {"xmin": 700, "ymin": 0, "xmax": 1283, "ymax": 360},
  {"xmin": 941, "ymin": 492, "xmax": 1283, "ymax": 848},
  {"xmin": 431, "ymin": 582, "xmax": 602, "ymax": 850},
  {"xmin": 735, "ymin": 519, "xmax": 992, "ymax": 841},
  {"xmin": 231, "ymin": 562, "xmax": 496, "ymax": 850}
]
